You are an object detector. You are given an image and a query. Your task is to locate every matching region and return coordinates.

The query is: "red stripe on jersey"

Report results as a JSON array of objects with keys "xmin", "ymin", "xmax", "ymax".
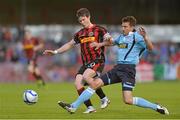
[
  {"xmin": 23, "ymin": 38, "xmax": 39, "ymax": 60},
  {"xmin": 79, "ymin": 29, "xmax": 87, "ymax": 63},
  {"xmin": 83, "ymin": 42, "xmax": 90, "ymax": 63},
  {"xmin": 88, "ymin": 27, "xmax": 96, "ymax": 61},
  {"xmin": 84, "ymin": 28, "xmax": 91, "ymax": 63},
  {"xmin": 74, "ymin": 25, "xmax": 107, "ymax": 64}
]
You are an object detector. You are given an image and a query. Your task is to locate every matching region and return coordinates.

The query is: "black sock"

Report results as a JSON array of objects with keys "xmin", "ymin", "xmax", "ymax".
[
  {"xmin": 93, "ymin": 73, "xmax": 106, "ymax": 99},
  {"xmin": 95, "ymin": 88, "xmax": 105, "ymax": 99},
  {"xmin": 33, "ymin": 73, "xmax": 45, "ymax": 85},
  {"xmin": 77, "ymin": 87, "xmax": 93, "ymax": 107}
]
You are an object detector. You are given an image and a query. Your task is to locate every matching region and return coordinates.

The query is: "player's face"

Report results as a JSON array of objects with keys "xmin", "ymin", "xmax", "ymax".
[
  {"xmin": 78, "ymin": 16, "xmax": 91, "ymax": 28},
  {"xmin": 24, "ymin": 31, "xmax": 32, "ymax": 40},
  {"xmin": 122, "ymin": 22, "xmax": 134, "ymax": 35}
]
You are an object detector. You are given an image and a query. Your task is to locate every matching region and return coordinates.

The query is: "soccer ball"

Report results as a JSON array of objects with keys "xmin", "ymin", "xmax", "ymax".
[{"xmin": 23, "ymin": 90, "xmax": 38, "ymax": 105}]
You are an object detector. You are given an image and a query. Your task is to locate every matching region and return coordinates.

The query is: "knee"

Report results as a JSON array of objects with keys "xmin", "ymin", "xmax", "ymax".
[
  {"xmin": 89, "ymin": 79, "xmax": 102, "ymax": 90},
  {"xmin": 74, "ymin": 80, "xmax": 83, "ymax": 89},
  {"xmin": 28, "ymin": 67, "xmax": 33, "ymax": 73},
  {"xmin": 74, "ymin": 81, "xmax": 78, "ymax": 88},
  {"xmin": 89, "ymin": 82, "xmax": 98, "ymax": 89},
  {"xmin": 123, "ymin": 98, "xmax": 133, "ymax": 105},
  {"xmin": 83, "ymin": 74, "xmax": 90, "ymax": 81},
  {"xmin": 34, "ymin": 70, "xmax": 40, "ymax": 76}
]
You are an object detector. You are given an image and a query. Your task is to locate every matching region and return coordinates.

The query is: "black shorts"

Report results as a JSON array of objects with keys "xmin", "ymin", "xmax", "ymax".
[
  {"xmin": 27, "ymin": 57, "xmax": 37, "ymax": 66},
  {"xmin": 100, "ymin": 64, "xmax": 136, "ymax": 91},
  {"xmin": 27, "ymin": 54, "xmax": 38, "ymax": 67},
  {"xmin": 77, "ymin": 61, "xmax": 104, "ymax": 86},
  {"xmin": 77, "ymin": 61, "xmax": 104, "ymax": 75}
]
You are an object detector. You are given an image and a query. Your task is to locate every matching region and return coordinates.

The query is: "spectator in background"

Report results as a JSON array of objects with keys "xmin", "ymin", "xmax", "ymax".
[{"xmin": 2, "ymin": 27, "xmax": 13, "ymax": 42}]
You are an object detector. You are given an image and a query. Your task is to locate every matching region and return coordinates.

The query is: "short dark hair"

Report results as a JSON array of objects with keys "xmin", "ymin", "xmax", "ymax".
[
  {"xmin": 76, "ymin": 8, "xmax": 90, "ymax": 18},
  {"xmin": 122, "ymin": 16, "xmax": 137, "ymax": 26}
]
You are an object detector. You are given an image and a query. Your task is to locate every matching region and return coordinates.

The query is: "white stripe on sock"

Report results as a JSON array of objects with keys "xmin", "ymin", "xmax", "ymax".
[
  {"xmin": 133, "ymin": 97, "xmax": 138, "ymax": 105},
  {"xmin": 87, "ymin": 87, "xmax": 95, "ymax": 94}
]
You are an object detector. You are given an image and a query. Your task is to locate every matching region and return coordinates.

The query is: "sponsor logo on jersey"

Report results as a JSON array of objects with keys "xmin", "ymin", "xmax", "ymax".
[
  {"xmin": 23, "ymin": 44, "xmax": 34, "ymax": 49},
  {"xmin": 80, "ymin": 37, "xmax": 95, "ymax": 43},
  {"xmin": 118, "ymin": 43, "xmax": 128, "ymax": 48}
]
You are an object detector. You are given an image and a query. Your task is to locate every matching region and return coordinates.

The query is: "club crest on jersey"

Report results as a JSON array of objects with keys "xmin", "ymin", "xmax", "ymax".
[
  {"xmin": 88, "ymin": 32, "xmax": 94, "ymax": 37},
  {"xmin": 118, "ymin": 43, "xmax": 128, "ymax": 48}
]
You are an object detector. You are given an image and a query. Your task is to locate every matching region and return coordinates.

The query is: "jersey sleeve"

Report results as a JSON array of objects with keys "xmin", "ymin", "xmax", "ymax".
[
  {"xmin": 33, "ymin": 38, "xmax": 40, "ymax": 45},
  {"xmin": 73, "ymin": 32, "xmax": 80, "ymax": 44},
  {"xmin": 98, "ymin": 26, "xmax": 111, "ymax": 42},
  {"xmin": 136, "ymin": 34, "xmax": 146, "ymax": 48},
  {"xmin": 103, "ymin": 32, "xmax": 111, "ymax": 41},
  {"xmin": 111, "ymin": 35, "xmax": 120, "ymax": 45}
]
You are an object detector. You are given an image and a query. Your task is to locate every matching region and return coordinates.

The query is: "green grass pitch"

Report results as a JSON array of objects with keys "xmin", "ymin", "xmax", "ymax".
[{"xmin": 0, "ymin": 81, "xmax": 180, "ymax": 119}]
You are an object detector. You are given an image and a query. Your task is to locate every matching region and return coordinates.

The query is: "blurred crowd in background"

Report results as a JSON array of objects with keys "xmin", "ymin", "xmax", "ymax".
[{"xmin": 0, "ymin": 25, "xmax": 180, "ymax": 83}]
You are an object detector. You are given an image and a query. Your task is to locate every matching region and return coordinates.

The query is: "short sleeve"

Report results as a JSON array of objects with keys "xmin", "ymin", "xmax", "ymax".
[
  {"xmin": 33, "ymin": 38, "xmax": 40, "ymax": 45},
  {"xmin": 95, "ymin": 25, "xmax": 111, "ymax": 42},
  {"xmin": 73, "ymin": 32, "xmax": 80, "ymax": 44},
  {"xmin": 99, "ymin": 26, "xmax": 107, "ymax": 35},
  {"xmin": 98, "ymin": 26, "xmax": 108, "ymax": 42},
  {"xmin": 136, "ymin": 34, "xmax": 146, "ymax": 48},
  {"xmin": 112, "ymin": 35, "xmax": 120, "ymax": 45}
]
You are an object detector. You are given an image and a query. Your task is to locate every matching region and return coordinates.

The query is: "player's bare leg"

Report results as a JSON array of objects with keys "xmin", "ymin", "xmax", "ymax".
[{"xmin": 28, "ymin": 63, "xmax": 45, "ymax": 87}]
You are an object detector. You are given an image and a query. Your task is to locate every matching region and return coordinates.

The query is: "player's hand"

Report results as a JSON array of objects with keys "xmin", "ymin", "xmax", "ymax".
[
  {"xmin": 43, "ymin": 50, "xmax": 56, "ymax": 55},
  {"xmin": 138, "ymin": 26, "xmax": 147, "ymax": 38},
  {"xmin": 90, "ymin": 42, "xmax": 101, "ymax": 50}
]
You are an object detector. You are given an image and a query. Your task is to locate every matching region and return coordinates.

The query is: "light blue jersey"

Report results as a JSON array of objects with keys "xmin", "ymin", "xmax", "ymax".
[{"xmin": 112, "ymin": 31, "xmax": 146, "ymax": 65}]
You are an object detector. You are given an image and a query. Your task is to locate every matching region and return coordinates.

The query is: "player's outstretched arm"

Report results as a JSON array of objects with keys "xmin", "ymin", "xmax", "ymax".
[
  {"xmin": 138, "ymin": 27, "xmax": 154, "ymax": 51},
  {"xmin": 43, "ymin": 39, "xmax": 75, "ymax": 55},
  {"xmin": 34, "ymin": 43, "xmax": 44, "ymax": 51},
  {"xmin": 43, "ymin": 49, "xmax": 57, "ymax": 55},
  {"xmin": 34, "ymin": 38, "xmax": 44, "ymax": 51}
]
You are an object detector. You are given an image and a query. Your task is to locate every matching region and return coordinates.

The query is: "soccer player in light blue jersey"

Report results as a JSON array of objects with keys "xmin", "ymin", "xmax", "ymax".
[{"xmin": 58, "ymin": 16, "xmax": 169, "ymax": 115}]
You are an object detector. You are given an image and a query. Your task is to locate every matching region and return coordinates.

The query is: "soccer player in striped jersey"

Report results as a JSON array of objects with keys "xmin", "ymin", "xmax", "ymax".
[
  {"xmin": 58, "ymin": 16, "xmax": 169, "ymax": 115},
  {"xmin": 22, "ymin": 30, "xmax": 45, "ymax": 86},
  {"xmin": 43, "ymin": 8, "xmax": 111, "ymax": 113}
]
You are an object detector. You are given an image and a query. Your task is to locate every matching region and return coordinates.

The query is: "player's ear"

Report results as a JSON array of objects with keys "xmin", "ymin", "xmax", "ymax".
[{"xmin": 87, "ymin": 16, "xmax": 91, "ymax": 20}]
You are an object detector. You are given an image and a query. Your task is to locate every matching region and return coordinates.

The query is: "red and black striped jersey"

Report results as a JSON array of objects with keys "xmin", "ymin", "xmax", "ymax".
[
  {"xmin": 73, "ymin": 24, "xmax": 109, "ymax": 65},
  {"xmin": 22, "ymin": 37, "xmax": 39, "ymax": 60}
]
